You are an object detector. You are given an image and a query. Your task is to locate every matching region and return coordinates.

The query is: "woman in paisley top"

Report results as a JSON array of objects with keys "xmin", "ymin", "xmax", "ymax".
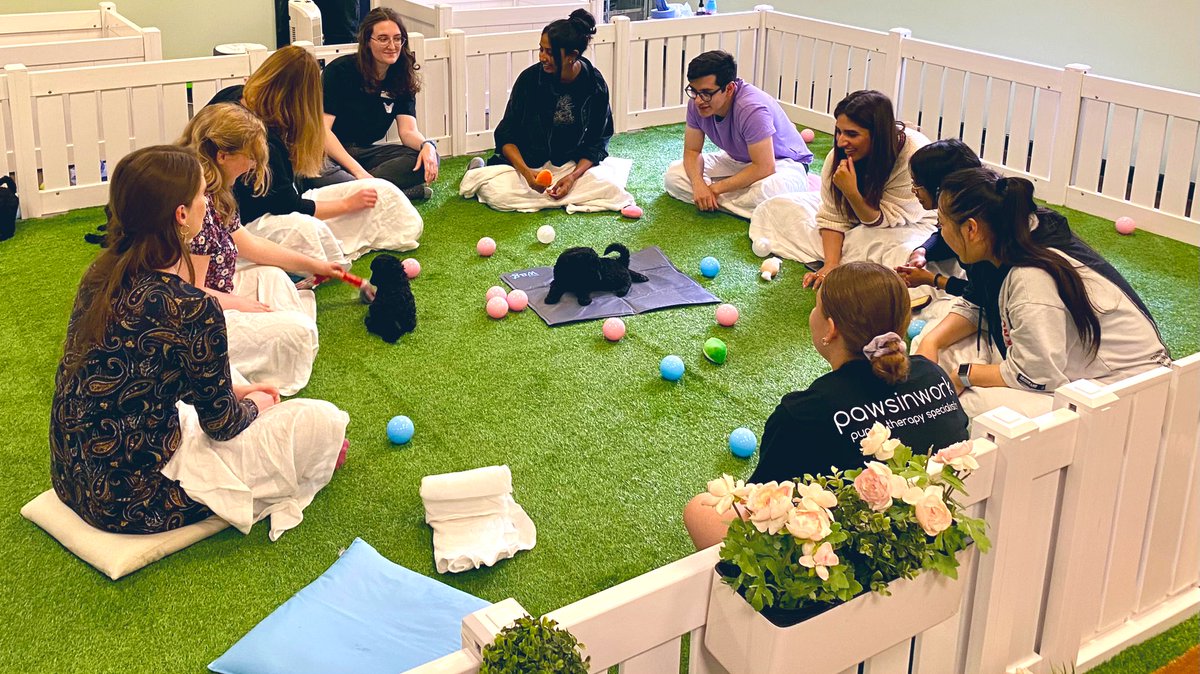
[
  {"xmin": 50, "ymin": 146, "xmax": 350, "ymax": 537},
  {"xmin": 179, "ymin": 103, "xmax": 343, "ymax": 395},
  {"xmin": 50, "ymin": 146, "xmax": 274, "ymax": 533}
]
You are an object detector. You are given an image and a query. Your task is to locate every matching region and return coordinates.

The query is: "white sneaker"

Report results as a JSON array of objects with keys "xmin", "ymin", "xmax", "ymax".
[{"xmin": 467, "ymin": 156, "xmax": 486, "ymax": 171}]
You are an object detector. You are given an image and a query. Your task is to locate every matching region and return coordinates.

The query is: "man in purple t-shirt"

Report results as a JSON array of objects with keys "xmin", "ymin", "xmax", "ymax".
[{"xmin": 664, "ymin": 51, "xmax": 814, "ymax": 219}]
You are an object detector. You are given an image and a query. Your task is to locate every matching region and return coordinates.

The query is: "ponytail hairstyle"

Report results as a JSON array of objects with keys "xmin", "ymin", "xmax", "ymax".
[
  {"xmin": 63, "ymin": 146, "xmax": 203, "ymax": 374},
  {"xmin": 819, "ymin": 261, "xmax": 912, "ymax": 385},
  {"xmin": 176, "ymin": 103, "xmax": 270, "ymax": 227},
  {"xmin": 542, "ymin": 9, "xmax": 596, "ymax": 74},
  {"xmin": 830, "ymin": 90, "xmax": 907, "ymax": 220},
  {"xmin": 908, "ymin": 138, "xmax": 981, "ymax": 205},
  {"xmin": 242, "ymin": 45, "xmax": 324, "ymax": 177},
  {"xmin": 356, "ymin": 7, "xmax": 421, "ymax": 97},
  {"xmin": 939, "ymin": 168, "xmax": 1101, "ymax": 357}
]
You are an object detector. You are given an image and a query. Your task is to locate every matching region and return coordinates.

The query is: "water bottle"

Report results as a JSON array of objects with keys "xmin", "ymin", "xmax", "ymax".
[{"xmin": 705, "ymin": 0, "xmax": 717, "ymax": 14}]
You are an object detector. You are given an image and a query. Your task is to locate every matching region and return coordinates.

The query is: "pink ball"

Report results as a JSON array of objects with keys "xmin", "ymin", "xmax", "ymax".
[
  {"xmin": 715, "ymin": 303, "xmax": 739, "ymax": 327},
  {"xmin": 808, "ymin": 171, "xmax": 822, "ymax": 192},
  {"xmin": 620, "ymin": 204, "xmax": 643, "ymax": 219},
  {"xmin": 486, "ymin": 285, "xmax": 508, "ymax": 302},
  {"xmin": 800, "ymin": 128, "xmax": 816, "ymax": 143},
  {"xmin": 486, "ymin": 296, "xmax": 509, "ymax": 319},
  {"xmin": 477, "ymin": 237, "xmax": 497, "ymax": 256},
  {"xmin": 507, "ymin": 289, "xmax": 529, "ymax": 311},
  {"xmin": 602, "ymin": 317, "xmax": 626, "ymax": 341},
  {"xmin": 402, "ymin": 258, "xmax": 421, "ymax": 279},
  {"xmin": 1115, "ymin": 216, "xmax": 1136, "ymax": 235}
]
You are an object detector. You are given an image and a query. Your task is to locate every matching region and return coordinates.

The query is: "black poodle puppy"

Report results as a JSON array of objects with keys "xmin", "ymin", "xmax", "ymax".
[
  {"xmin": 364, "ymin": 254, "xmax": 417, "ymax": 343},
  {"xmin": 545, "ymin": 243, "xmax": 649, "ymax": 306}
]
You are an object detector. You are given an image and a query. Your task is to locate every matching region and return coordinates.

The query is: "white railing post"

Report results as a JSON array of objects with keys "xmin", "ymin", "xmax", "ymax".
[
  {"xmin": 752, "ymin": 5, "xmax": 773, "ymax": 89},
  {"xmin": 591, "ymin": 0, "xmax": 606, "ymax": 23},
  {"xmin": 246, "ymin": 43, "xmax": 272, "ymax": 73},
  {"xmin": 447, "ymin": 29, "xmax": 467, "ymax": 156},
  {"xmin": 611, "ymin": 16, "xmax": 630, "ymax": 134},
  {"xmin": 435, "ymin": 4, "xmax": 453, "ymax": 36},
  {"xmin": 5, "ymin": 64, "xmax": 44, "ymax": 220},
  {"xmin": 883, "ymin": 27, "xmax": 910, "ymax": 106},
  {"xmin": 99, "ymin": 2, "xmax": 116, "ymax": 36},
  {"xmin": 1035, "ymin": 380, "xmax": 1124, "ymax": 673},
  {"xmin": 142, "ymin": 27, "xmax": 163, "ymax": 61},
  {"xmin": 1045, "ymin": 63, "xmax": 1090, "ymax": 205}
]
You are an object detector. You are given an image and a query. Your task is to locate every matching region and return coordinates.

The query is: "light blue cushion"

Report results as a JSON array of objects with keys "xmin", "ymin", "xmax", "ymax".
[{"xmin": 210, "ymin": 538, "xmax": 489, "ymax": 674}]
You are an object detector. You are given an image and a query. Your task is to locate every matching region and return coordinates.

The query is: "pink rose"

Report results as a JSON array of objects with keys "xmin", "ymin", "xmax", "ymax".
[
  {"xmin": 931, "ymin": 441, "xmax": 980, "ymax": 473},
  {"xmin": 799, "ymin": 541, "xmax": 840, "ymax": 581},
  {"xmin": 853, "ymin": 462, "xmax": 906, "ymax": 512},
  {"xmin": 913, "ymin": 486, "xmax": 954, "ymax": 536},
  {"xmin": 745, "ymin": 481, "xmax": 794, "ymax": 535},
  {"xmin": 785, "ymin": 505, "xmax": 832, "ymax": 541}
]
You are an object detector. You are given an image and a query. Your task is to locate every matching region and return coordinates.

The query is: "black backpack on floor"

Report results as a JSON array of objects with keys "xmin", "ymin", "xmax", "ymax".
[{"xmin": 0, "ymin": 176, "xmax": 17, "ymax": 242}]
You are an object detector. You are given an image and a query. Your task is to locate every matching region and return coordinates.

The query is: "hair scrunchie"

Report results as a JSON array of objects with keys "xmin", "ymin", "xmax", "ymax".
[{"xmin": 862, "ymin": 332, "xmax": 904, "ymax": 361}]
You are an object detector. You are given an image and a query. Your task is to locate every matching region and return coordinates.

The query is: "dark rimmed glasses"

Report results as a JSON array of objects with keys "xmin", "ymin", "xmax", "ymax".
[{"xmin": 684, "ymin": 85, "xmax": 722, "ymax": 102}]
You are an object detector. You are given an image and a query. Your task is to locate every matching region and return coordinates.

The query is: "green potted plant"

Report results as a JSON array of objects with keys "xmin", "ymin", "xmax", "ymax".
[
  {"xmin": 479, "ymin": 616, "xmax": 591, "ymax": 674},
  {"xmin": 701, "ymin": 423, "xmax": 991, "ymax": 674}
]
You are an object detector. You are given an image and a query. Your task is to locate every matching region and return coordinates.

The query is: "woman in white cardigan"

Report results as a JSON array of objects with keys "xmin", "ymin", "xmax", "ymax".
[{"xmin": 748, "ymin": 90, "xmax": 935, "ymax": 285}]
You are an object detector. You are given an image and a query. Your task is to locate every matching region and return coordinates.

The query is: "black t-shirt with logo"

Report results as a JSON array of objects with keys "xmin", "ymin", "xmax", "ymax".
[
  {"xmin": 322, "ymin": 54, "xmax": 417, "ymax": 148},
  {"xmin": 749, "ymin": 357, "xmax": 969, "ymax": 484}
]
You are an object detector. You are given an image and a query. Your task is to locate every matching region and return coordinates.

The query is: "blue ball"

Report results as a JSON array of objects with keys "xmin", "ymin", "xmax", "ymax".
[
  {"xmin": 699, "ymin": 256, "xmax": 720, "ymax": 278},
  {"xmin": 907, "ymin": 319, "xmax": 927, "ymax": 340},
  {"xmin": 387, "ymin": 415, "xmax": 415, "ymax": 444},
  {"xmin": 660, "ymin": 355, "xmax": 685, "ymax": 381},
  {"xmin": 729, "ymin": 427, "xmax": 757, "ymax": 458}
]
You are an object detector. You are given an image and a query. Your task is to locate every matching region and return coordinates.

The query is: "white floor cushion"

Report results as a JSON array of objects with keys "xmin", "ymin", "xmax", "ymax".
[{"xmin": 20, "ymin": 489, "xmax": 228, "ymax": 580}]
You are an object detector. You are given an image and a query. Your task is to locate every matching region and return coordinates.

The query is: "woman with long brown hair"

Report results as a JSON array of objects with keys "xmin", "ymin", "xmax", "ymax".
[
  {"xmin": 748, "ymin": 90, "xmax": 935, "ymax": 285},
  {"xmin": 916, "ymin": 168, "xmax": 1169, "ymax": 418},
  {"xmin": 50, "ymin": 145, "xmax": 349, "ymax": 538},
  {"xmin": 683, "ymin": 262, "xmax": 968, "ymax": 549},
  {"xmin": 208, "ymin": 45, "xmax": 423, "ymax": 263},
  {"xmin": 318, "ymin": 7, "xmax": 438, "ymax": 200}
]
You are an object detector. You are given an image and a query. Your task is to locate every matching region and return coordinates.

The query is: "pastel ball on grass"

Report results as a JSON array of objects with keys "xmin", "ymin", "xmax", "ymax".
[
  {"xmin": 700, "ymin": 256, "xmax": 720, "ymax": 278},
  {"xmin": 800, "ymin": 128, "xmax": 816, "ymax": 143},
  {"xmin": 660, "ymin": 355, "xmax": 685, "ymax": 381},
  {"xmin": 387, "ymin": 415, "xmax": 415, "ymax": 445},
  {"xmin": 1115, "ymin": 216, "xmax": 1136, "ymax": 235},
  {"xmin": 402, "ymin": 258, "xmax": 421, "ymax": 279},
  {"xmin": 715, "ymin": 303, "xmax": 739, "ymax": 327},
  {"xmin": 486, "ymin": 296, "xmax": 509, "ymax": 319},
  {"xmin": 728, "ymin": 427, "xmax": 757, "ymax": 458},
  {"xmin": 477, "ymin": 237, "xmax": 497, "ymax": 257},
  {"xmin": 603, "ymin": 317, "xmax": 626, "ymax": 341},
  {"xmin": 507, "ymin": 289, "xmax": 529, "ymax": 311},
  {"xmin": 485, "ymin": 285, "xmax": 508, "ymax": 301},
  {"xmin": 537, "ymin": 225, "xmax": 556, "ymax": 244}
]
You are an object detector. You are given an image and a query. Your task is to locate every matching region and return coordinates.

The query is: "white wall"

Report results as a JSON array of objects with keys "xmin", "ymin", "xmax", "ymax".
[
  {"xmin": 717, "ymin": 0, "xmax": 1200, "ymax": 94},
  {"xmin": 0, "ymin": 0, "xmax": 277, "ymax": 60}
]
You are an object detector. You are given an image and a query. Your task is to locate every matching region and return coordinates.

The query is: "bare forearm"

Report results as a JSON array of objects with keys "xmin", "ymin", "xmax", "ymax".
[
  {"xmin": 683, "ymin": 149, "xmax": 706, "ymax": 187},
  {"xmin": 324, "ymin": 131, "xmax": 366, "ymax": 177},
  {"xmin": 570, "ymin": 158, "xmax": 594, "ymax": 178},
  {"xmin": 239, "ymin": 234, "xmax": 321, "ymax": 275},
  {"xmin": 819, "ymin": 229, "xmax": 845, "ymax": 268},
  {"xmin": 312, "ymin": 198, "xmax": 352, "ymax": 220},
  {"xmin": 501, "ymin": 144, "xmax": 531, "ymax": 174},
  {"xmin": 923, "ymin": 312, "xmax": 976, "ymax": 351},
  {"xmin": 845, "ymin": 192, "xmax": 882, "ymax": 226}
]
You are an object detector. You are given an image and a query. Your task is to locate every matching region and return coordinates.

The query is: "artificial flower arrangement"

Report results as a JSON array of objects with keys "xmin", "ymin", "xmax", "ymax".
[{"xmin": 701, "ymin": 423, "xmax": 990, "ymax": 626}]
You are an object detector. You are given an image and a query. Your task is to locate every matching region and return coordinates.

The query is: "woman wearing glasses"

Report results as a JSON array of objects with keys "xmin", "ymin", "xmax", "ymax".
[
  {"xmin": 461, "ymin": 9, "xmax": 636, "ymax": 212},
  {"xmin": 319, "ymin": 8, "xmax": 439, "ymax": 201},
  {"xmin": 208, "ymin": 45, "xmax": 423, "ymax": 263},
  {"xmin": 748, "ymin": 90, "xmax": 934, "ymax": 288}
]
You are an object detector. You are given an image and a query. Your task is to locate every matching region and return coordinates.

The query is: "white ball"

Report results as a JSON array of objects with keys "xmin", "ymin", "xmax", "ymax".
[
  {"xmin": 752, "ymin": 238, "xmax": 772, "ymax": 257},
  {"xmin": 537, "ymin": 225, "xmax": 556, "ymax": 244}
]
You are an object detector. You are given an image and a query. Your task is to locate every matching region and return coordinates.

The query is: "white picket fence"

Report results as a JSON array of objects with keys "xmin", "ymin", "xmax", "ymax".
[
  {"xmin": 372, "ymin": 0, "xmax": 606, "ymax": 38},
  {"xmin": 0, "ymin": 6, "xmax": 1196, "ymax": 243},
  {"xmin": 402, "ymin": 355, "xmax": 1200, "ymax": 674},
  {"xmin": 0, "ymin": 2, "xmax": 160, "ymax": 71}
]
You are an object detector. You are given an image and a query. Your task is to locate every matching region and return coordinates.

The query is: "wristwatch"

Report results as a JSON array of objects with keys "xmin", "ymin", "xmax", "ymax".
[{"xmin": 957, "ymin": 363, "xmax": 973, "ymax": 389}]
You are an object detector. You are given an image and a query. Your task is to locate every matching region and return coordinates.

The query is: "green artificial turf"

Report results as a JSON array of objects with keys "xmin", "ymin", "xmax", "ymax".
[
  {"xmin": 0, "ymin": 124, "xmax": 1196, "ymax": 672},
  {"xmin": 1088, "ymin": 614, "xmax": 1199, "ymax": 674}
]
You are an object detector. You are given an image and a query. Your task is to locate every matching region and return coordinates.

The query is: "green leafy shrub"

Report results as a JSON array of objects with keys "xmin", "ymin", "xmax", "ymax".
[{"xmin": 479, "ymin": 616, "xmax": 591, "ymax": 674}]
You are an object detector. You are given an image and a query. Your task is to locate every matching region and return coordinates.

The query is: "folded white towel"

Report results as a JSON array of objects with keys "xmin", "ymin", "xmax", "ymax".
[
  {"xmin": 459, "ymin": 159, "xmax": 634, "ymax": 214},
  {"xmin": 420, "ymin": 465, "xmax": 536, "ymax": 573}
]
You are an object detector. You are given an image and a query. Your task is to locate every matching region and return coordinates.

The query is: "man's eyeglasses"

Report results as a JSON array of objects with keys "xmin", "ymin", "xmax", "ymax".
[
  {"xmin": 371, "ymin": 36, "xmax": 405, "ymax": 47},
  {"xmin": 684, "ymin": 85, "xmax": 722, "ymax": 102}
]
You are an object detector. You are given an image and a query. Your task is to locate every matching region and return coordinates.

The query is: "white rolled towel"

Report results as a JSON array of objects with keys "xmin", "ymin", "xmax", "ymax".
[
  {"xmin": 419, "ymin": 465, "xmax": 536, "ymax": 573},
  {"xmin": 420, "ymin": 465, "xmax": 514, "ymax": 502}
]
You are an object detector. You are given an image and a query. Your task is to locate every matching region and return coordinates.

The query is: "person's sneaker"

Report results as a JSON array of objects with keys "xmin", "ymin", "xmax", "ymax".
[
  {"xmin": 467, "ymin": 156, "xmax": 486, "ymax": 171},
  {"xmin": 335, "ymin": 438, "xmax": 349, "ymax": 471},
  {"xmin": 402, "ymin": 184, "xmax": 433, "ymax": 201}
]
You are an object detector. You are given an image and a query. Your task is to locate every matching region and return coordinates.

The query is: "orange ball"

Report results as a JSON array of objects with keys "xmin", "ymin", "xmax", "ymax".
[{"xmin": 535, "ymin": 169, "xmax": 553, "ymax": 187}]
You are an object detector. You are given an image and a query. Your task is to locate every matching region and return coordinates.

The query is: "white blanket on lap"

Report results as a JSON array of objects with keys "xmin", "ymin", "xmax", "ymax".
[
  {"xmin": 303, "ymin": 178, "xmax": 423, "ymax": 258},
  {"xmin": 459, "ymin": 159, "xmax": 634, "ymax": 213},
  {"xmin": 163, "ymin": 399, "xmax": 349, "ymax": 541},
  {"xmin": 749, "ymin": 190, "xmax": 937, "ymax": 269}
]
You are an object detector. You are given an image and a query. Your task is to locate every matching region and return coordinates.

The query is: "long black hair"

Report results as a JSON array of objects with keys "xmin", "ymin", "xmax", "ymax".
[
  {"xmin": 940, "ymin": 168, "xmax": 1101, "ymax": 357},
  {"xmin": 356, "ymin": 7, "xmax": 421, "ymax": 97},
  {"xmin": 542, "ymin": 9, "xmax": 596, "ymax": 74},
  {"xmin": 829, "ymin": 90, "xmax": 906, "ymax": 219},
  {"xmin": 909, "ymin": 138, "xmax": 981, "ymax": 204}
]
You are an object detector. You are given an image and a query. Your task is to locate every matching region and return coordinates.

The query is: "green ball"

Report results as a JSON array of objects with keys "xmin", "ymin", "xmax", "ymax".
[{"xmin": 703, "ymin": 337, "xmax": 728, "ymax": 365}]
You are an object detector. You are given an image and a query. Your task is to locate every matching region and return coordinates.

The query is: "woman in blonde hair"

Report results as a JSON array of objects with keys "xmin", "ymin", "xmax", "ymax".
[
  {"xmin": 208, "ymin": 45, "xmax": 423, "ymax": 261},
  {"xmin": 683, "ymin": 262, "xmax": 968, "ymax": 549},
  {"xmin": 51, "ymin": 145, "xmax": 349, "ymax": 540},
  {"xmin": 178, "ymin": 103, "xmax": 344, "ymax": 395}
]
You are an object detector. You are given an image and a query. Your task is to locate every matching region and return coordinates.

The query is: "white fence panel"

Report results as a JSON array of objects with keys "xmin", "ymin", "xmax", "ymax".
[{"xmin": 0, "ymin": 3, "xmax": 157, "ymax": 71}]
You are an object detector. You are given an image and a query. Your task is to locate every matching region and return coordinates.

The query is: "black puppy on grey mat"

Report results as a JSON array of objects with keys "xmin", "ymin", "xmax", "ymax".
[
  {"xmin": 364, "ymin": 254, "xmax": 417, "ymax": 343},
  {"xmin": 545, "ymin": 243, "xmax": 649, "ymax": 306}
]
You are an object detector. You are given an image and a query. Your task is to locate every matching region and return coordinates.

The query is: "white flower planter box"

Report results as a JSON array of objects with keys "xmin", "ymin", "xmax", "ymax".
[{"xmin": 704, "ymin": 551, "xmax": 973, "ymax": 674}]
